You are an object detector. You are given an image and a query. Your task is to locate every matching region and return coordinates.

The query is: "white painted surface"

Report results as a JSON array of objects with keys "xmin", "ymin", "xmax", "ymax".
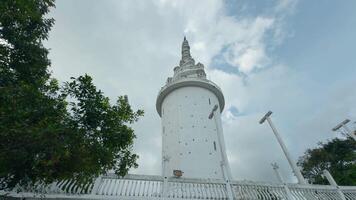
[
  {"xmin": 160, "ymin": 86, "xmax": 225, "ymax": 179},
  {"xmin": 4, "ymin": 173, "xmax": 356, "ymax": 200},
  {"xmin": 156, "ymin": 38, "xmax": 231, "ymax": 180}
]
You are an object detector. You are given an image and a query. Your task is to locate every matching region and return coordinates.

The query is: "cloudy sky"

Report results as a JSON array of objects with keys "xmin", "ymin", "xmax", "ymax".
[{"xmin": 46, "ymin": 0, "xmax": 356, "ymax": 183}]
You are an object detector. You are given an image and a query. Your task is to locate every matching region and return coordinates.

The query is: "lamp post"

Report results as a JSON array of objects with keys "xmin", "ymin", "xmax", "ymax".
[
  {"xmin": 332, "ymin": 119, "xmax": 356, "ymax": 140},
  {"xmin": 271, "ymin": 163, "xmax": 293, "ymax": 200},
  {"xmin": 260, "ymin": 111, "xmax": 307, "ymax": 185},
  {"xmin": 209, "ymin": 104, "xmax": 234, "ymax": 200},
  {"xmin": 323, "ymin": 170, "xmax": 346, "ymax": 200}
]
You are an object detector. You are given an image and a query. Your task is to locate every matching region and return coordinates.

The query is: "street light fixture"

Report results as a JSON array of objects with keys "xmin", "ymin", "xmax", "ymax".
[
  {"xmin": 259, "ymin": 111, "xmax": 272, "ymax": 124},
  {"xmin": 332, "ymin": 119, "xmax": 355, "ymax": 140},
  {"xmin": 208, "ymin": 104, "xmax": 231, "ymax": 180},
  {"xmin": 260, "ymin": 111, "xmax": 307, "ymax": 185},
  {"xmin": 332, "ymin": 119, "xmax": 350, "ymax": 131},
  {"xmin": 208, "ymin": 104, "xmax": 234, "ymax": 200}
]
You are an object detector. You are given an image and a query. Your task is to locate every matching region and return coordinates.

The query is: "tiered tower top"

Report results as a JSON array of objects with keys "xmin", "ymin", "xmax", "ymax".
[
  {"xmin": 156, "ymin": 38, "xmax": 225, "ymax": 116},
  {"xmin": 172, "ymin": 37, "xmax": 206, "ymax": 82}
]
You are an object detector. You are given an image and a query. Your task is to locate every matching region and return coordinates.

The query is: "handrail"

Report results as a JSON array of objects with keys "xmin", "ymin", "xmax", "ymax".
[{"xmin": 1, "ymin": 174, "xmax": 356, "ymax": 200}]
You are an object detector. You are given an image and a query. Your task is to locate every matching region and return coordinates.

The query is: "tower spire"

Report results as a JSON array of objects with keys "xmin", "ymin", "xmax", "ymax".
[
  {"xmin": 180, "ymin": 37, "xmax": 195, "ymax": 68},
  {"xmin": 156, "ymin": 37, "xmax": 227, "ymax": 180},
  {"xmin": 181, "ymin": 36, "xmax": 191, "ymax": 60}
]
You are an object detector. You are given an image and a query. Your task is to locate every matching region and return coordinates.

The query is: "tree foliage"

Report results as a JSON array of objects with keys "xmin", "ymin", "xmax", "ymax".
[
  {"xmin": 0, "ymin": 0, "xmax": 143, "ymax": 190},
  {"xmin": 297, "ymin": 137, "xmax": 356, "ymax": 186}
]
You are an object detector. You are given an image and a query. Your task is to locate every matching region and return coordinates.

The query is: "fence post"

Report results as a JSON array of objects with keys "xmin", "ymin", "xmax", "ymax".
[
  {"xmin": 225, "ymin": 179, "xmax": 235, "ymax": 200},
  {"xmin": 323, "ymin": 170, "xmax": 346, "ymax": 200},
  {"xmin": 91, "ymin": 175, "xmax": 102, "ymax": 195},
  {"xmin": 162, "ymin": 176, "xmax": 169, "ymax": 198}
]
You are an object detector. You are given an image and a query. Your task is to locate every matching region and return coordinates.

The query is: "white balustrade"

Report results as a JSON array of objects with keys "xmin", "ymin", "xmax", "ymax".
[
  {"xmin": 1, "ymin": 173, "xmax": 356, "ymax": 200},
  {"xmin": 96, "ymin": 174, "xmax": 163, "ymax": 197},
  {"xmin": 232, "ymin": 182, "xmax": 287, "ymax": 200},
  {"xmin": 340, "ymin": 186, "xmax": 356, "ymax": 200},
  {"xmin": 287, "ymin": 184, "xmax": 342, "ymax": 200}
]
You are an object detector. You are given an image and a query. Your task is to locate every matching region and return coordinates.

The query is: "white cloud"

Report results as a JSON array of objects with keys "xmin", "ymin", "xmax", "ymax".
[
  {"xmin": 150, "ymin": 0, "xmax": 285, "ymax": 74},
  {"xmin": 221, "ymin": 17, "xmax": 274, "ymax": 73}
]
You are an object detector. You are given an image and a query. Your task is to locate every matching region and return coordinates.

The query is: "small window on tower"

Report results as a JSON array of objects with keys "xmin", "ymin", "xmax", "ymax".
[
  {"xmin": 163, "ymin": 127, "xmax": 165, "ymax": 133},
  {"xmin": 213, "ymin": 141, "xmax": 217, "ymax": 151},
  {"xmin": 209, "ymin": 98, "xmax": 211, "ymax": 105}
]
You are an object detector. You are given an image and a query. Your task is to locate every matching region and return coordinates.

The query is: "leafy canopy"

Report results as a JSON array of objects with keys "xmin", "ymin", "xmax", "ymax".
[
  {"xmin": 0, "ymin": 0, "xmax": 143, "ymax": 190},
  {"xmin": 297, "ymin": 137, "xmax": 356, "ymax": 186}
]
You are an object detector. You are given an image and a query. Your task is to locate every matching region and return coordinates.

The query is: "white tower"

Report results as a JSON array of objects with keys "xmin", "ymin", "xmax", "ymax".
[{"xmin": 156, "ymin": 38, "xmax": 232, "ymax": 180}]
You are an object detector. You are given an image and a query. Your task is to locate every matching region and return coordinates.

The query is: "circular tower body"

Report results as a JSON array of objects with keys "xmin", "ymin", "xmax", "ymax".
[{"xmin": 156, "ymin": 38, "xmax": 232, "ymax": 180}]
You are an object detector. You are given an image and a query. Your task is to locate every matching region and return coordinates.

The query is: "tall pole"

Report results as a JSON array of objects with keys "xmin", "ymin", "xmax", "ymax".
[
  {"xmin": 209, "ymin": 104, "xmax": 234, "ymax": 200},
  {"xmin": 162, "ymin": 155, "xmax": 169, "ymax": 197},
  {"xmin": 271, "ymin": 162, "xmax": 284, "ymax": 184},
  {"xmin": 323, "ymin": 170, "xmax": 346, "ymax": 200},
  {"xmin": 271, "ymin": 163, "xmax": 293, "ymax": 200},
  {"xmin": 260, "ymin": 111, "xmax": 307, "ymax": 185}
]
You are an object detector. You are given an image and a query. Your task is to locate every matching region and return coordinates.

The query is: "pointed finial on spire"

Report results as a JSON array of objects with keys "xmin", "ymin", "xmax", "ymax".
[
  {"xmin": 179, "ymin": 36, "xmax": 195, "ymax": 68},
  {"xmin": 182, "ymin": 36, "xmax": 191, "ymax": 60}
]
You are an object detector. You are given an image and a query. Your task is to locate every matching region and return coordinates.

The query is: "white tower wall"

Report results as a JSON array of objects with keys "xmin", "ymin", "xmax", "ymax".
[
  {"xmin": 156, "ymin": 38, "xmax": 232, "ymax": 180},
  {"xmin": 161, "ymin": 86, "xmax": 224, "ymax": 179}
]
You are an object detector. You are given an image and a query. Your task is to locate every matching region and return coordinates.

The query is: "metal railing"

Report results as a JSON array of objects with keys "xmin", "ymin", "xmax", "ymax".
[{"xmin": 1, "ymin": 174, "xmax": 356, "ymax": 200}]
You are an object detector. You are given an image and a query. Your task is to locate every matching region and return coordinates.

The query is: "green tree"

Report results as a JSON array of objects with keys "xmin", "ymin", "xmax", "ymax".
[
  {"xmin": 297, "ymin": 137, "xmax": 356, "ymax": 186},
  {"xmin": 0, "ymin": 0, "xmax": 143, "ymax": 190}
]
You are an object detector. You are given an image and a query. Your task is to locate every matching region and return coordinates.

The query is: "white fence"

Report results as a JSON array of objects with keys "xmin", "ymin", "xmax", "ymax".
[{"xmin": 1, "ymin": 174, "xmax": 356, "ymax": 200}]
